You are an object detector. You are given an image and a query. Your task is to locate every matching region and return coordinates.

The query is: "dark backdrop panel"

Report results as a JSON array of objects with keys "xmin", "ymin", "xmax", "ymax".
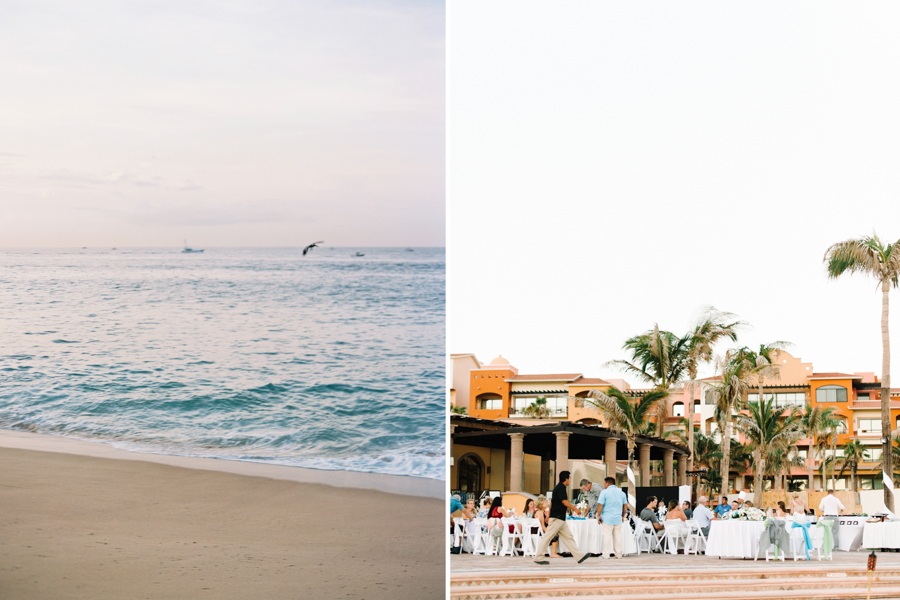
[{"xmin": 636, "ymin": 486, "xmax": 680, "ymax": 512}]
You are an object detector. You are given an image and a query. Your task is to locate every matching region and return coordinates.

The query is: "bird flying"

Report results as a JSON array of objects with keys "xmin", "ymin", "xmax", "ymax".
[{"xmin": 302, "ymin": 241, "xmax": 324, "ymax": 256}]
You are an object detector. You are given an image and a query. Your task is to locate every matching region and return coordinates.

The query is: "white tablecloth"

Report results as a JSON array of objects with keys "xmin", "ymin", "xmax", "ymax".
[
  {"xmin": 556, "ymin": 518, "xmax": 637, "ymax": 556},
  {"xmin": 835, "ymin": 517, "xmax": 866, "ymax": 552},
  {"xmin": 705, "ymin": 520, "xmax": 767, "ymax": 559},
  {"xmin": 862, "ymin": 521, "xmax": 900, "ymax": 549}
]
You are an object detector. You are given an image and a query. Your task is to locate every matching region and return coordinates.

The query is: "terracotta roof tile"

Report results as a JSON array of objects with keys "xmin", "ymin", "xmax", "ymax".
[
  {"xmin": 569, "ymin": 377, "xmax": 611, "ymax": 385},
  {"xmin": 809, "ymin": 372, "xmax": 857, "ymax": 378},
  {"xmin": 507, "ymin": 373, "xmax": 582, "ymax": 382}
]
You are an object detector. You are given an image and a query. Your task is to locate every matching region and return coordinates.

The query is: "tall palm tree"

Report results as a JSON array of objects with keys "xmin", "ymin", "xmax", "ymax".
[
  {"xmin": 741, "ymin": 342, "xmax": 792, "ymax": 491},
  {"xmin": 582, "ymin": 387, "xmax": 667, "ymax": 510},
  {"xmin": 682, "ymin": 309, "xmax": 743, "ymax": 477},
  {"xmin": 825, "ymin": 232, "xmax": 900, "ymax": 510},
  {"xmin": 706, "ymin": 350, "xmax": 755, "ymax": 491},
  {"xmin": 605, "ymin": 326, "xmax": 692, "ymax": 437},
  {"xmin": 735, "ymin": 398, "xmax": 804, "ymax": 495},
  {"xmin": 837, "ymin": 439, "xmax": 869, "ymax": 494},
  {"xmin": 802, "ymin": 403, "xmax": 838, "ymax": 492}
]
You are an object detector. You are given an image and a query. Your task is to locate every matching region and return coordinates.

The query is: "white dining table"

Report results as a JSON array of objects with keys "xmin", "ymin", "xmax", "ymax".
[
  {"xmin": 556, "ymin": 518, "xmax": 637, "ymax": 556},
  {"xmin": 705, "ymin": 519, "xmax": 767, "ymax": 559},
  {"xmin": 862, "ymin": 521, "xmax": 900, "ymax": 549}
]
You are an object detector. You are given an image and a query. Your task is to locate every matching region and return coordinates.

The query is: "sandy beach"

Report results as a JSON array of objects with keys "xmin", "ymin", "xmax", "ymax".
[{"xmin": 0, "ymin": 431, "xmax": 444, "ymax": 600}]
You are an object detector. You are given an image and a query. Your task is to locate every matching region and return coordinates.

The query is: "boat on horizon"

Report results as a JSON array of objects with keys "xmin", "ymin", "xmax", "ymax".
[
  {"xmin": 182, "ymin": 240, "xmax": 204, "ymax": 253},
  {"xmin": 353, "ymin": 252, "xmax": 365, "ymax": 257}
]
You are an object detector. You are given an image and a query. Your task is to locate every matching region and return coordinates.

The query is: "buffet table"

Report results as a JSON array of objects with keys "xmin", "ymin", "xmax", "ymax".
[
  {"xmin": 705, "ymin": 519, "xmax": 767, "ymax": 559},
  {"xmin": 557, "ymin": 518, "xmax": 637, "ymax": 556},
  {"xmin": 862, "ymin": 521, "xmax": 900, "ymax": 550}
]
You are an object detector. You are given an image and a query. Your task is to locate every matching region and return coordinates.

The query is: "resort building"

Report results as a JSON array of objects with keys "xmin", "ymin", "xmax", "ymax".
[{"xmin": 450, "ymin": 352, "xmax": 900, "ymax": 498}]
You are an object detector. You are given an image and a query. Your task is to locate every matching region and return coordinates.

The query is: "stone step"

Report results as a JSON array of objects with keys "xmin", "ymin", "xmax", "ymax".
[
  {"xmin": 551, "ymin": 587, "xmax": 900, "ymax": 600},
  {"xmin": 451, "ymin": 576, "xmax": 900, "ymax": 599},
  {"xmin": 451, "ymin": 566, "xmax": 900, "ymax": 587}
]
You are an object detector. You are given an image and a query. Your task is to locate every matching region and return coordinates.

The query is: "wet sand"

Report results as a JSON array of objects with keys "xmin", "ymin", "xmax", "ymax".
[{"xmin": 0, "ymin": 432, "xmax": 444, "ymax": 600}]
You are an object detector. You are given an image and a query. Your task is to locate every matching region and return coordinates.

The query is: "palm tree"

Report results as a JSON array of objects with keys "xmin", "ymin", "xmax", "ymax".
[
  {"xmin": 681, "ymin": 309, "xmax": 744, "ymax": 476},
  {"xmin": 706, "ymin": 350, "xmax": 755, "ymax": 491},
  {"xmin": 825, "ymin": 232, "xmax": 900, "ymax": 510},
  {"xmin": 837, "ymin": 439, "xmax": 869, "ymax": 494},
  {"xmin": 523, "ymin": 396, "xmax": 550, "ymax": 419},
  {"xmin": 701, "ymin": 468, "xmax": 723, "ymax": 496},
  {"xmin": 582, "ymin": 386, "xmax": 667, "ymax": 510},
  {"xmin": 605, "ymin": 326, "xmax": 692, "ymax": 437},
  {"xmin": 802, "ymin": 403, "xmax": 838, "ymax": 492},
  {"xmin": 450, "ymin": 405, "xmax": 467, "ymax": 415},
  {"xmin": 735, "ymin": 398, "xmax": 804, "ymax": 495}
]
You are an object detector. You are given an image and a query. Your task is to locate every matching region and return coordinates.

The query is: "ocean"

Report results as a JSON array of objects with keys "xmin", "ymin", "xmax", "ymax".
[{"xmin": 0, "ymin": 247, "xmax": 445, "ymax": 480}]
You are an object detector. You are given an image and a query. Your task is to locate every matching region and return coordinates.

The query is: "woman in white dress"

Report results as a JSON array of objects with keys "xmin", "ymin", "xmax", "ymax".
[{"xmin": 790, "ymin": 493, "xmax": 807, "ymax": 517}]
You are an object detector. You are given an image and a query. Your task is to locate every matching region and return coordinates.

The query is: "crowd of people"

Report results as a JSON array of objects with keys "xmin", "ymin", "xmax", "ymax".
[{"xmin": 451, "ymin": 479, "xmax": 848, "ymax": 559}]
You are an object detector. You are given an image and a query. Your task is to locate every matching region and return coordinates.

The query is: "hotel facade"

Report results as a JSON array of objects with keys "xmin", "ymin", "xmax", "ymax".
[{"xmin": 450, "ymin": 351, "xmax": 900, "ymax": 497}]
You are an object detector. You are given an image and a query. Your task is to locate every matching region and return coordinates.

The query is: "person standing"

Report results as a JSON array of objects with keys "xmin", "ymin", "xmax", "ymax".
[
  {"xmin": 596, "ymin": 477, "xmax": 627, "ymax": 558},
  {"xmin": 579, "ymin": 479, "xmax": 602, "ymax": 517},
  {"xmin": 534, "ymin": 471, "xmax": 590, "ymax": 565},
  {"xmin": 818, "ymin": 489, "xmax": 845, "ymax": 547}
]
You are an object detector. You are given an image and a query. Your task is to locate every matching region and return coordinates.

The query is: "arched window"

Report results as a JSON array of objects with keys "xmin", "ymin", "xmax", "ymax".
[
  {"xmin": 672, "ymin": 402, "xmax": 684, "ymax": 417},
  {"xmin": 457, "ymin": 454, "xmax": 484, "ymax": 493},
  {"xmin": 816, "ymin": 385, "xmax": 847, "ymax": 403},
  {"xmin": 476, "ymin": 393, "xmax": 502, "ymax": 411}
]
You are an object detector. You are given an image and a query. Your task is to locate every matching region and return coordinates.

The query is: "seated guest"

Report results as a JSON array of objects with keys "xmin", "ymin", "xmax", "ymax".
[
  {"xmin": 730, "ymin": 500, "xmax": 740, "ymax": 512},
  {"xmin": 523, "ymin": 498, "xmax": 537, "ymax": 518},
  {"xmin": 477, "ymin": 498, "xmax": 491, "ymax": 519},
  {"xmin": 666, "ymin": 500, "xmax": 687, "ymax": 523},
  {"xmin": 714, "ymin": 496, "xmax": 731, "ymax": 518},
  {"xmin": 535, "ymin": 496, "xmax": 562, "ymax": 558},
  {"xmin": 462, "ymin": 498, "xmax": 477, "ymax": 519},
  {"xmin": 640, "ymin": 496, "xmax": 664, "ymax": 531},
  {"xmin": 743, "ymin": 500, "xmax": 754, "ymax": 508},
  {"xmin": 487, "ymin": 496, "xmax": 511, "ymax": 532},
  {"xmin": 774, "ymin": 501, "xmax": 787, "ymax": 517},
  {"xmin": 682, "ymin": 501, "xmax": 693, "ymax": 520},
  {"xmin": 693, "ymin": 496, "xmax": 714, "ymax": 537}
]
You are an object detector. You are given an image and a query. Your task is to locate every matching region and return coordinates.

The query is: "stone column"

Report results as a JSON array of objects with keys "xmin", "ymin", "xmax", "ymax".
[
  {"xmin": 639, "ymin": 443, "xmax": 651, "ymax": 487},
  {"xmin": 604, "ymin": 437, "xmax": 618, "ymax": 481},
  {"xmin": 509, "ymin": 433, "xmax": 525, "ymax": 492},
  {"xmin": 677, "ymin": 454, "xmax": 687, "ymax": 487},
  {"xmin": 663, "ymin": 449, "xmax": 675, "ymax": 486},
  {"xmin": 554, "ymin": 431, "xmax": 571, "ymax": 494}
]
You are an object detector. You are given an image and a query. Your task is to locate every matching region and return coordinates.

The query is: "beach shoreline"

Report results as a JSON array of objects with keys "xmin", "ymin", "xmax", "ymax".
[
  {"xmin": 0, "ymin": 428, "xmax": 444, "ymax": 499},
  {"xmin": 0, "ymin": 440, "xmax": 444, "ymax": 599}
]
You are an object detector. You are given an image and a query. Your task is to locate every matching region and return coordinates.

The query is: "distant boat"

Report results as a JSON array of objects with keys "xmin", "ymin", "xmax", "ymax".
[
  {"xmin": 405, "ymin": 248, "xmax": 414, "ymax": 252},
  {"xmin": 182, "ymin": 240, "xmax": 204, "ymax": 253},
  {"xmin": 353, "ymin": 252, "xmax": 365, "ymax": 257}
]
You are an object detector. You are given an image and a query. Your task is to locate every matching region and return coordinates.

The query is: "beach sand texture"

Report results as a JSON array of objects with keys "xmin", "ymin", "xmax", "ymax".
[{"xmin": 0, "ymin": 447, "xmax": 444, "ymax": 599}]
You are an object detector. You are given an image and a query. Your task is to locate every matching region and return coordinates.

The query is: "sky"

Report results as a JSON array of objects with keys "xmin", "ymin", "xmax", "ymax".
[
  {"xmin": 0, "ymin": 0, "xmax": 444, "ymax": 248},
  {"xmin": 448, "ymin": 2, "xmax": 900, "ymax": 385}
]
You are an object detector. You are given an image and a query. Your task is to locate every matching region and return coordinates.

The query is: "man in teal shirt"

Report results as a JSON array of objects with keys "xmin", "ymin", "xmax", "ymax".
[{"xmin": 596, "ymin": 477, "xmax": 627, "ymax": 559}]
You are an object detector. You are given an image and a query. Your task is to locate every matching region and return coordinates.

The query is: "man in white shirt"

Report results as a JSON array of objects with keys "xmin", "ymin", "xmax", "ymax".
[
  {"xmin": 693, "ymin": 496, "xmax": 715, "ymax": 538},
  {"xmin": 818, "ymin": 489, "xmax": 845, "ymax": 547}
]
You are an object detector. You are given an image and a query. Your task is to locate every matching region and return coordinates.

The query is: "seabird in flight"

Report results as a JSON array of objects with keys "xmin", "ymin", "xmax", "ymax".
[{"xmin": 302, "ymin": 241, "xmax": 324, "ymax": 256}]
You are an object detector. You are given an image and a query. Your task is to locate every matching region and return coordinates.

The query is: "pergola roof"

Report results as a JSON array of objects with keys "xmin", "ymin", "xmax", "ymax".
[{"xmin": 451, "ymin": 415, "xmax": 690, "ymax": 461}]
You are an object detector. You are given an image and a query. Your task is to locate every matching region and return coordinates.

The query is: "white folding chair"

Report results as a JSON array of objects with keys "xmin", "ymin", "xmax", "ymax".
[
  {"xmin": 789, "ymin": 520, "xmax": 821, "ymax": 561},
  {"xmin": 466, "ymin": 519, "xmax": 487, "ymax": 555},
  {"xmin": 663, "ymin": 520, "xmax": 688, "ymax": 555},
  {"xmin": 684, "ymin": 520, "xmax": 706, "ymax": 555},
  {"xmin": 499, "ymin": 517, "xmax": 524, "ymax": 556},
  {"xmin": 634, "ymin": 519, "xmax": 663, "ymax": 554},
  {"xmin": 453, "ymin": 518, "xmax": 469, "ymax": 551},
  {"xmin": 520, "ymin": 518, "xmax": 543, "ymax": 557}
]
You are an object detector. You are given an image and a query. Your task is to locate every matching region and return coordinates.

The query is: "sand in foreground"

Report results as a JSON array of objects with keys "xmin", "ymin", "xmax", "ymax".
[{"xmin": 0, "ymin": 447, "xmax": 444, "ymax": 600}]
